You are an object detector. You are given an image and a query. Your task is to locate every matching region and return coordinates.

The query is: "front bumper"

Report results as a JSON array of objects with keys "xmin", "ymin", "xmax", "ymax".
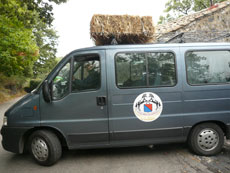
[{"xmin": 1, "ymin": 126, "xmax": 31, "ymax": 154}]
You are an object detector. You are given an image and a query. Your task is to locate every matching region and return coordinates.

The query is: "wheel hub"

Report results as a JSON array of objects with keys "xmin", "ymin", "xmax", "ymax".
[
  {"xmin": 197, "ymin": 128, "xmax": 219, "ymax": 151},
  {"xmin": 31, "ymin": 137, "xmax": 49, "ymax": 161}
]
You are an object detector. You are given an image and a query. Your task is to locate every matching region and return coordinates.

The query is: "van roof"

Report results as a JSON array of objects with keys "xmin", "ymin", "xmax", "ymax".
[{"xmin": 69, "ymin": 42, "xmax": 230, "ymax": 54}]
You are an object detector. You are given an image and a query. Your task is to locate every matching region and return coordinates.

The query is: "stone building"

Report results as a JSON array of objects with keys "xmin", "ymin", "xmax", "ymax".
[{"xmin": 156, "ymin": 1, "xmax": 230, "ymax": 43}]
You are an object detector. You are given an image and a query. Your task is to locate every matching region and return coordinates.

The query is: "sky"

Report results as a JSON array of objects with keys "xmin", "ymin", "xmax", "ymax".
[{"xmin": 53, "ymin": 0, "xmax": 168, "ymax": 57}]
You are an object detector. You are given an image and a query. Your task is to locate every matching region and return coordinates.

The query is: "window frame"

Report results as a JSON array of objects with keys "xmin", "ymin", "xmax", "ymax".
[
  {"xmin": 185, "ymin": 49, "xmax": 230, "ymax": 86},
  {"xmin": 114, "ymin": 51, "xmax": 178, "ymax": 89},
  {"xmin": 71, "ymin": 53, "xmax": 101, "ymax": 93}
]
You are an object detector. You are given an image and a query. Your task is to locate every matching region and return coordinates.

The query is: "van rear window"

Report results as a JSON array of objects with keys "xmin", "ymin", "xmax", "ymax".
[
  {"xmin": 115, "ymin": 52, "xmax": 176, "ymax": 88},
  {"xmin": 185, "ymin": 51, "xmax": 230, "ymax": 85}
]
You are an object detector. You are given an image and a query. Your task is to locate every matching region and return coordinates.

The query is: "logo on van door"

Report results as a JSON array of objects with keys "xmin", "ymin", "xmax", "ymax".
[{"xmin": 133, "ymin": 92, "xmax": 163, "ymax": 122}]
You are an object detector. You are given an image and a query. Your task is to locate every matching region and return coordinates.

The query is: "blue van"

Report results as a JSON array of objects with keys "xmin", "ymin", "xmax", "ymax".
[{"xmin": 1, "ymin": 43, "xmax": 230, "ymax": 166}]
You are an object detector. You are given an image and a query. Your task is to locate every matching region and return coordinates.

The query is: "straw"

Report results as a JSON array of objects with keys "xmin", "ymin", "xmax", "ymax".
[{"xmin": 90, "ymin": 14, "xmax": 155, "ymax": 45}]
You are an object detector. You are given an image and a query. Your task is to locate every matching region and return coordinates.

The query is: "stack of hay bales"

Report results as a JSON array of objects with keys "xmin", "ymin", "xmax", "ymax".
[{"xmin": 90, "ymin": 14, "xmax": 155, "ymax": 45}]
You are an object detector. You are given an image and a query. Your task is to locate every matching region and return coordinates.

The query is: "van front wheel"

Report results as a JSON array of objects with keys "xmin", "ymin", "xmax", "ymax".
[
  {"xmin": 29, "ymin": 130, "xmax": 62, "ymax": 166},
  {"xmin": 188, "ymin": 123, "xmax": 224, "ymax": 156}
]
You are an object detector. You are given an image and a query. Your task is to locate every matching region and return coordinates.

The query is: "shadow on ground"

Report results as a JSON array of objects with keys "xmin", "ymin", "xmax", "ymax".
[{"xmin": 2, "ymin": 142, "xmax": 230, "ymax": 173}]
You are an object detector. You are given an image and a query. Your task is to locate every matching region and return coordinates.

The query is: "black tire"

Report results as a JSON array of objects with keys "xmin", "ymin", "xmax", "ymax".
[
  {"xmin": 29, "ymin": 130, "xmax": 62, "ymax": 166},
  {"xmin": 188, "ymin": 123, "xmax": 224, "ymax": 156}
]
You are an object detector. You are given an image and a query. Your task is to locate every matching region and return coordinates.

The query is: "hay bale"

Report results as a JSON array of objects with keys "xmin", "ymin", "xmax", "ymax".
[{"xmin": 90, "ymin": 15, "xmax": 155, "ymax": 45}]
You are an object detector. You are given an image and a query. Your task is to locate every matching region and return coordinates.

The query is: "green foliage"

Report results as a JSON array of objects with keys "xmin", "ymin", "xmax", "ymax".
[
  {"xmin": 0, "ymin": 0, "xmax": 68, "ymax": 101},
  {"xmin": 158, "ymin": 0, "xmax": 226, "ymax": 24},
  {"xmin": 0, "ymin": 0, "xmax": 68, "ymax": 78},
  {"xmin": 0, "ymin": 0, "xmax": 39, "ymax": 77},
  {"xmin": 193, "ymin": 0, "xmax": 225, "ymax": 11},
  {"xmin": 23, "ymin": 0, "xmax": 67, "ymax": 79},
  {"xmin": 0, "ymin": 73, "xmax": 27, "ymax": 92},
  {"xmin": 158, "ymin": 14, "xmax": 176, "ymax": 24},
  {"xmin": 30, "ymin": 79, "xmax": 42, "ymax": 89},
  {"xmin": 0, "ymin": 0, "xmax": 40, "ymax": 28},
  {"xmin": 32, "ymin": 22, "xmax": 59, "ymax": 79},
  {"xmin": 0, "ymin": 0, "xmax": 67, "ymax": 78},
  {"xmin": 24, "ymin": 78, "xmax": 42, "ymax": 93},
  {"xmin": 165, "ymin": 0, "xmax": 192, "ymax": 15},
  {"xmin": 24, "ymin": 0, "xmax": 67, "ymax": 26},
  {"xmin": 0, "ymin": 73, "xmax": 27, "ymax": 102}
]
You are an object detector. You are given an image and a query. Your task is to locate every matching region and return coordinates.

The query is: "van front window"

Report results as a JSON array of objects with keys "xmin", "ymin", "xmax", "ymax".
[
  {"xmin": 52, "ymin": 62, "xmax": 70, "ymax": 100},
  {"xmin": 72, "ymin": 54, "xmax": 100, "ymax": 92}
]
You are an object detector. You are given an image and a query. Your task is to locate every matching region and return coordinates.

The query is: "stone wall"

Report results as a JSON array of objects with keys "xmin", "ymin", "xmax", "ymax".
[{"xmin": 156, "ymin": 5, "xmax": 230, "ymax": 43}]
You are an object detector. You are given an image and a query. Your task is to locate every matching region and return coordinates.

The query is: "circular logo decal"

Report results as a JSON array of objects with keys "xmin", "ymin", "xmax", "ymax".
[{"xmin": 133, "ymin": 92, "xmax": 163, "ymax": 122}]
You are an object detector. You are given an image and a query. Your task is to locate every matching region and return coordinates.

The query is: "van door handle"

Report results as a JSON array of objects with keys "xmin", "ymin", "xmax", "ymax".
[{"xmin": 96, "ymin": 96, "xmax": 106, "ymax": 106}]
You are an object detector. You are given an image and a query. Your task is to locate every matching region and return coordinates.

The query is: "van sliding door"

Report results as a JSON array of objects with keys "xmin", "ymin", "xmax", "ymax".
[{"xmin": 106, "ymin": 47, "xmax": 185, "ymax": 145}]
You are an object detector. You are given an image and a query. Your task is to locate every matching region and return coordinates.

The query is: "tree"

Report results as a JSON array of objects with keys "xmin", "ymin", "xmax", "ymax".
[
  {"xmin": 158, "ymin": 0, "xmax": 226, "ymax": 24},
  {"xmin": 158, "ymin": 14, "xmax": 176, "ymax": 24},
  {"xmin": 32, "ymin": 18, "xmax": 59, "ymax": 78},
  {"xmin": 21, "ymin": 0, "xmax": 67, "ymax": 79},
  {"xmin": 0, "ymin": 0, "xmax": 39, "ymax": 77},
  {"xmin": 0, "ymin": 0, "xmax": 68, "ymax": 78},
  {"xmin": 23, "ymin": 0, "xmax": 67, "ymax": 26}
]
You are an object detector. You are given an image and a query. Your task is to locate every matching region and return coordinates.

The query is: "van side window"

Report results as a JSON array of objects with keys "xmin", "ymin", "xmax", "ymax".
[
  {"xmin": 148, "ymin": 52, "xmax": 176, "ymax": 86},
  {"xmin": 185, "ymin": 51, "xmax": 230, "ymax": 85},
  {"xmin": 72, "ymin": 54, "xmax": 100, "ymax": 92},
  {"xmin": 115, "ymin": 53, "xmax": 147, "ymax": 87},
  {"xmin": 52, "ymin": 62, "xmax": 70, "ymax": 100},
  {"xmin": 115, "ymin": 52, "xmax": 176, "ymax": 88}
]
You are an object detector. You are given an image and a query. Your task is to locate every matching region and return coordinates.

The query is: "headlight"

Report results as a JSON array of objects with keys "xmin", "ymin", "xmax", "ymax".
[{"xmin": 3, "ymin": 116, "xmax": 7, "ymax": 126}]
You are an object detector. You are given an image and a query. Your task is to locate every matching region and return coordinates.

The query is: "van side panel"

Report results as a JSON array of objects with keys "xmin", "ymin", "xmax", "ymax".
[
  {"xmin": 106, "ymin": 47, "xmax": 187, "ymax": 146},
  {"xmin": 181, "ymin": 46, "xmax": 230, "ymax": 128}
]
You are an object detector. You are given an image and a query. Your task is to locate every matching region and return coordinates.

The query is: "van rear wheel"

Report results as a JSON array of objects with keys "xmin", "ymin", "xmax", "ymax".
[
  {"xmin": 29, "ymin": 130, "xmax": 62, "ymax": 166},
  {"xmin": 188, "ymin": 123, "xmax": 224, "ymax": 156}
]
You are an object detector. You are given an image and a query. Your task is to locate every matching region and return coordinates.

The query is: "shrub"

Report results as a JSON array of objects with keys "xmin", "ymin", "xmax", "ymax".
[
  {"xmin": 0, "ymin": 73, "xmax": 27, "ymax": 102},
  {"xmin": 24, "ymin": 79, "xmax": 42, "ymax": 93},
  {"xmin": 0, "ymin": 73, "xmax": 27, "ymax": 94}
]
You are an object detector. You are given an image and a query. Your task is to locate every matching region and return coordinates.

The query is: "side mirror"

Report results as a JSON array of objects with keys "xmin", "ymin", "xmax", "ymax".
[{"xmin": 42, "ymin": 80, "xmax": 51, "ymax": 103}]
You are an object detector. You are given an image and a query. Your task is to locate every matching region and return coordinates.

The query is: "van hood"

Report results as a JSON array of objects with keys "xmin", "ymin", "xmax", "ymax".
[{"xmin": 5, "ymin": 93, "xmax": 33, "ymax": 117}]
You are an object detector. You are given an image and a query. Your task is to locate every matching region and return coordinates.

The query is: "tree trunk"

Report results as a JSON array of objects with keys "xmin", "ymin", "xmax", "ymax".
[{"xmin": 210, "ymin": 0, "xmax": 213, "ymax": 6}]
